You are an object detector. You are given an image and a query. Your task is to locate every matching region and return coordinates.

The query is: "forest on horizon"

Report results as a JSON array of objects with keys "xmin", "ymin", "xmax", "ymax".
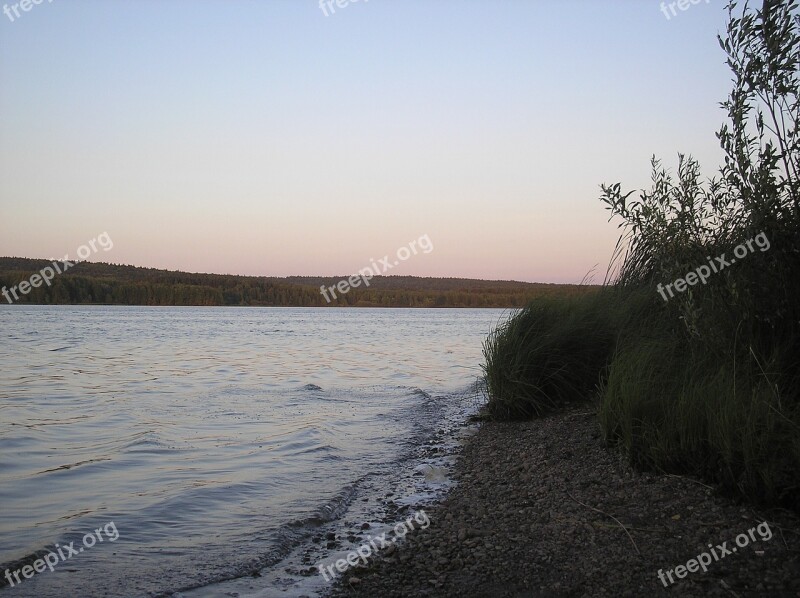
[{"xmin": 0, "ymin": 258, "xmax": 593, "ymax": 308}]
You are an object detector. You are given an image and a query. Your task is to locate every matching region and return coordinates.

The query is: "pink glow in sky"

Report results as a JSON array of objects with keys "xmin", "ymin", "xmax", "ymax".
[{"xmin": 0, "ymin": 1, "xmax": 730, "ymax": 283}]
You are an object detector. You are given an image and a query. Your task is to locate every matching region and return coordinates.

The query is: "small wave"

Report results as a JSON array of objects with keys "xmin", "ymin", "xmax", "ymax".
[
  {"xmin": 410, "ymin": 387, "xmax": 431, "ymax": 399},
  {"xmin": 287, "ymin": 481, "xmax": 360, "ymax": 530},
  {"xmin": 413, "ymin": 463, "xmax": 449, "ymax": 482},
  {"xmin": 36, "ymin": 457, "xmax": 110, "ymax": 475},
  {"xmin": 11, "ymin": 414, "xmax": 92, "ymax": 429},
  {"xmin": 0, "ymin": 549, "xmax": 53, "ymax": 588},
  {"xmin": 167, "ymin": 481, "xmax": 364, "ymax": 597},
  {"xmin": 121, "ymin": 431, "xmax": 170, "ymax": 453}
]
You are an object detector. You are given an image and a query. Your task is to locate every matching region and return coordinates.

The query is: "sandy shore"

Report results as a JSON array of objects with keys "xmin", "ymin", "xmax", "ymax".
[{"xmin": 329, "ymin": 405, "xmax": 800, "ymax": 597}]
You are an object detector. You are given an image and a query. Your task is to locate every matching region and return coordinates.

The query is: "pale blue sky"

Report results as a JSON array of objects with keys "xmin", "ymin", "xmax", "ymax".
[{"xmin": 0, "ymin": 0, "xmax": 731, "ymax": 282}]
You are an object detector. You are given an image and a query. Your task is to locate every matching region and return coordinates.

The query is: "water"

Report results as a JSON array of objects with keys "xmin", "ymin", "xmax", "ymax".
[{"xmin": 0, "ymin": 306, "xmax": 506, "ymax": 597}]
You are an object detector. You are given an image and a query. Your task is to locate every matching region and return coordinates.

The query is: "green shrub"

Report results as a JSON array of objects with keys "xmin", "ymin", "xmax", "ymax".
[{"xmin": 482, "ymin": 0, "xmax": 800, "ymax": 507}]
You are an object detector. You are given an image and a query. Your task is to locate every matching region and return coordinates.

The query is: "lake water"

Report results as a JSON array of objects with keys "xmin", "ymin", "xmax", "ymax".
[{"xmin": 0, "ymin": 306, "xmax": 507, "ymax": 597}]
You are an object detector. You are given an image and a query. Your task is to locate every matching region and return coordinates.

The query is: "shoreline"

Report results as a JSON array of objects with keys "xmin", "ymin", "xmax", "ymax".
[{"xmin": 329, "ymin": 404, "xmax": 800, "ymax": 597}]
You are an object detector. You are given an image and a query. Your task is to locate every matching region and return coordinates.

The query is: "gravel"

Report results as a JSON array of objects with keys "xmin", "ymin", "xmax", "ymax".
[{"xmin": 329, "ymin": 405, "xmax": 800, "ymax": 597}]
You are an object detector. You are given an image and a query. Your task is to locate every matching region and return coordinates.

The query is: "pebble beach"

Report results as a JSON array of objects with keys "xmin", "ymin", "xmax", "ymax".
[{"xmin": 330, "ymin": 405, "xmax": 800, "ymax": 597}]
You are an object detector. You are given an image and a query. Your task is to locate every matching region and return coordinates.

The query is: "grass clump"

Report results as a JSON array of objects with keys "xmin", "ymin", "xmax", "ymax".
[
  {"xmin": 600, "ymin": 314, "xmax": 800, "ymax": 505},
  {"xmin": 481, "ymin": 291, "xmax": 617, "ymax": 419}
]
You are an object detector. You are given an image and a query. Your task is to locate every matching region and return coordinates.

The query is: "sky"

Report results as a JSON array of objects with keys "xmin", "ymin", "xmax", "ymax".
[{"xmin": 0, "ymin": 0, "xmax": 733, "ymax": 283}]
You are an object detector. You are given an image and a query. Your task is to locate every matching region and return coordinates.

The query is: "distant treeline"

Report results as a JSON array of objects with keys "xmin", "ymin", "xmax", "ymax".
[{"xmin": 0, "ymin": 258, "xmax": 591, "ymax": 307}]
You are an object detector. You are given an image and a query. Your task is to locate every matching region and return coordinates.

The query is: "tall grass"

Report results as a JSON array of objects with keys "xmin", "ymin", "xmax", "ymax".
[
  {"xmin": 482, "ymin": 0, "xmax": 800, "ymax": 508},
  {"xmin": 481, "ymin": 291, "xmax": 616, "ymax": 419},
  {"xmin": 599, "ymin": 307, "xmax": 800, "ymax": 505}
]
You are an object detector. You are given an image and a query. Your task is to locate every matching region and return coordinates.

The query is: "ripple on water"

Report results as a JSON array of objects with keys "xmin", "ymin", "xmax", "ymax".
[{"xmin": 0, "ymin": 306, "xmax": 504, "ymax": 598}]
